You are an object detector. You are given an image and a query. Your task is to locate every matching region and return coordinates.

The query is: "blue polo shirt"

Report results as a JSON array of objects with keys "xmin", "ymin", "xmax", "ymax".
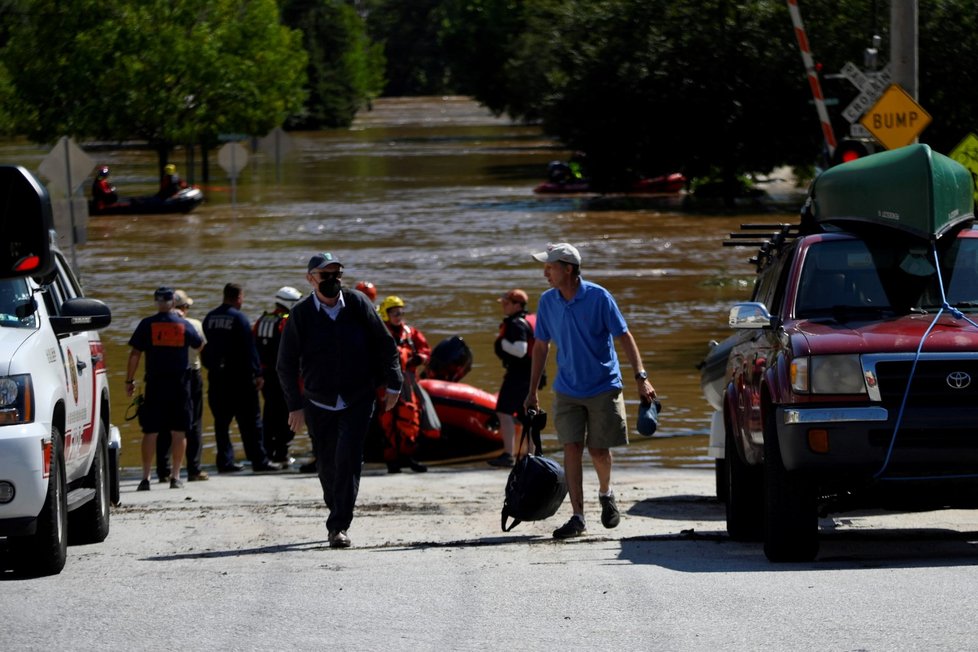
[{"xmin": 534, "ymin": 279, "xmax": 628, "ymax": 398}]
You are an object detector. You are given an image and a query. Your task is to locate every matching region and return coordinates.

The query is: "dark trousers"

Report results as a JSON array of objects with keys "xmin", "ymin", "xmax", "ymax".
[
  {"xmin": 157, "ymin": 368, "xmax": 204, "ymax": 478},
  {"xmin": 261, "ymin": 375, "xmax": 295, "ymax": 462},
  {"xmin": 306, "ymin": 394, "xmax": 375, "ymax": 534},
  {"xmin": 207, "ymin": 370, "xmax": 268, "ymax": 468}
]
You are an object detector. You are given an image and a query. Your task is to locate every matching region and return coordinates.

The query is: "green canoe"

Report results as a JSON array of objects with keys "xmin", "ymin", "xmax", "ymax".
[{"xmin": 811, "ymin": 143, "xmax": 975, "ymax": 239}]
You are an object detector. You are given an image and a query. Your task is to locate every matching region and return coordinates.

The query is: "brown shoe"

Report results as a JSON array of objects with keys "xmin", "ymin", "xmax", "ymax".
[
  {"xmin": 328, "ymin": 530, "xmax": 351, "ymax": 549},
  {"xmin": 188, "ymin": 471, "xmax": 210, "ymax": 482}
]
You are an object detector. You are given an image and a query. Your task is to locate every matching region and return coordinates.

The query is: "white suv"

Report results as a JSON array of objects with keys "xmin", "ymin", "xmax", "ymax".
[{"xmin": 0, "ymin": 168, "xmax": 118, "ymax": 576}]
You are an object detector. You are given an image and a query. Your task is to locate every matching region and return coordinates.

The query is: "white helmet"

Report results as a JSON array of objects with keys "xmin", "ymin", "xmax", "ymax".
[{"xmin": 274, "ymin": 286, "xmax": 302, "ymax": 309}]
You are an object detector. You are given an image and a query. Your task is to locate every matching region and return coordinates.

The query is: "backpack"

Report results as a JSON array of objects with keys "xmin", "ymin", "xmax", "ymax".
[{"xmin": 500, "ymin": 409, "xmax": 567, "ymax": 531}]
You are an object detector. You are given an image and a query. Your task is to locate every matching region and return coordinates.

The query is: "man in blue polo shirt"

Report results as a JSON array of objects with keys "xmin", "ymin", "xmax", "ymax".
[{"xmin": 525, "ymin": 243, "xmax": 657, "ymax": 539}]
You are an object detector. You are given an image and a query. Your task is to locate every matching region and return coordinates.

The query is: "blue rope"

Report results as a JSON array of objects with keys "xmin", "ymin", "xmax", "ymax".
[{"xmin": 875, "ymin": 240, "xmax": 978, "ymax": 480}]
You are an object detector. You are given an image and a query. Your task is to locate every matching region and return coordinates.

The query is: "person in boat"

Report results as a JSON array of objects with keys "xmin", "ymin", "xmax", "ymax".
[
  {"xmin": 254, "ymin": 286, "xmax": 303, "ymax": 468},
  {"xmin": 525, "ymin": 242, "xmax": 657, "ymax": 540},
  {"xmin": 91, "ymin": 165, "xmax": 118, "ymax": 209},
  {"xmin": 277, "ymin": 252, "xmax": 402, "ymax": 549},
  {"xmin": 157, "ymin": 163, "xmax": 188, "ymax": 200},
  {"xmin": 489, "ymin": 288, "xmax": 543, "ymax": 468},
  {"xmin": 378, "ymin": 295, "xmax": 434, "ymax": 474}
]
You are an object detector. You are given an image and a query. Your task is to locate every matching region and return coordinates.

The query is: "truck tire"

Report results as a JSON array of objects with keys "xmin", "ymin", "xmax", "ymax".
[
  {"xmin": 69, "ymin": 423, "xmax": 111, "ymax": 544},
  {"xmin": 11, "ymin": 427, "xmax": 68, "ymax": 576},
  {"xmin": 725, "ymin": 418, "xmax": 763, "ymax": 541},
  {"xmin": 763, "ymin": 409, "xmax": 818, "ymax": 562}
]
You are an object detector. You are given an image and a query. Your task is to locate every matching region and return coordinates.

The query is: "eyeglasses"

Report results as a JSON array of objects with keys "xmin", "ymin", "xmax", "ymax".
[
  {"xmin": 314, "ymin": 270, "xmax": 343, "ymax": 280},
  {"xmin": 387, "ymin": 308, "xmax": 404, "ymax": 317}
]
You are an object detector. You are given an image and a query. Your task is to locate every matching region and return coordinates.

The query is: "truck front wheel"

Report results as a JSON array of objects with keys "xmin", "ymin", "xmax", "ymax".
[
  {"xmin": 763, "ymin": 409, "xmax": 818, "ymax": 562},
  {"xmin": 12, "ymin": 427, "xmax": 68, "ymax": 576}
]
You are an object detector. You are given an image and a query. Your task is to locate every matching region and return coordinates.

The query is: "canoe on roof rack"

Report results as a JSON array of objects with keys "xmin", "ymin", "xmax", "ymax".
[{"xmin": 810, "ymin": 143, "xmax": 975, "ymax": 240}]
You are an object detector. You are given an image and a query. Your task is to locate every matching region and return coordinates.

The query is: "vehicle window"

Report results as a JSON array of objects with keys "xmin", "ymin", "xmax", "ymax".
[
  {"xmin": 54, "ymin": 254, "xmax": 82, "ymax": 299},
  {"xmin": 0, "ymin": 278, "xmax": 36, "ymax": 328},
  {"xmin": 753, "ymin": 242, "xmax": 795, "ymax": 312},
  {"xmin": 937, "ymin": 236, "xmax": 978, "ymax": 309},
  {"xmin": 796, "ymin": 240, "xmax": 890, "ymax": 317}
]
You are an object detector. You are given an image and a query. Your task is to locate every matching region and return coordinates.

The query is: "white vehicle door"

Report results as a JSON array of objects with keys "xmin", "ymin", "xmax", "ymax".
[{"xmin": 44, "ymin": 254, "xmax": 97, "ymax": 477}]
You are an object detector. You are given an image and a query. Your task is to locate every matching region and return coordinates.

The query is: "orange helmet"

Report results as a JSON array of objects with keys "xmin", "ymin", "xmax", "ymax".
[{"xmin": 355, "ymin": 280, "xmax": 377, "ymax": 302}]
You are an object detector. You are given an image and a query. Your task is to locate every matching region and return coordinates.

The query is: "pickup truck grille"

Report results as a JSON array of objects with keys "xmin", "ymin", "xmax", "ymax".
[{"xmin": 874, "ymin": 359, "xmax": 978, "ymax": 407}]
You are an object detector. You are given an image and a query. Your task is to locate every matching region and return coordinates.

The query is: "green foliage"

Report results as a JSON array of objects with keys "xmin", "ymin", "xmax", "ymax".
[
  {"xmin": 281, "ymin": 0, "xmax": 385, "ymax": 129},
  {"xmin": 1, "ymin": 0, "xmax": 306, "ymax": 155},
  {"xmin": 364, "ymin": 0, "xmax": 451, "ymax": 96}
]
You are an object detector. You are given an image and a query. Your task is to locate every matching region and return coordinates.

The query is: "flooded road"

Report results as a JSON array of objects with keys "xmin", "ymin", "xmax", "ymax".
[{"xmin": 0, "ymin": 97, "xmax": 804, "ymax": 469}]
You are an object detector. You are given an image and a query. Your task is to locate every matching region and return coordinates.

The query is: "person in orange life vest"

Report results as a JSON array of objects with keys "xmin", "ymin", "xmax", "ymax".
[
  {"xmin": 254, "ymin": 286, "xmax": 303, "ymax": 467},
  {"xmin": 91, "ymin": 165, "xmax": 118, "ymax": 209},
  {"xmin": 157, "ymin": 163, "xmax": 188, "ymax": 200},
  {"xmin": 488, "ymin": 288, "xmax": 540, "ymax": 468},
  {"xmin": 378, "ymin": 295, "xmax": 431, "ymax": 474}
]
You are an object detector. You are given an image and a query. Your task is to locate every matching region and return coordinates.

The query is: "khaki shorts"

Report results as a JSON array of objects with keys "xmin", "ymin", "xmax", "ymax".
[{"xmin": 552, "ymin": 388, "xmax": 628, "ymax": 448}]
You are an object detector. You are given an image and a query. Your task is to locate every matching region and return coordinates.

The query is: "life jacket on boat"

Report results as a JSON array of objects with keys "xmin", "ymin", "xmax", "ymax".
[{"xmin": 379, "ymin": 322, "xmax": 438, "ymax": 458}]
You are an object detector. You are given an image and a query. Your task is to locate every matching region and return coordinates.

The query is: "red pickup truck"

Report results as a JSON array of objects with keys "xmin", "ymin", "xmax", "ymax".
[{"xmin": 712, "ymin": 144, "xmax": 978, "ymax": 562}]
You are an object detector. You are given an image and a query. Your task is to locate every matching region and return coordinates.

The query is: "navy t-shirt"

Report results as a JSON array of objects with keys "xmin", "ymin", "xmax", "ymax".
[{"xmin": 129, "ymin": 311, "xmax": 203, "ymax": 377}]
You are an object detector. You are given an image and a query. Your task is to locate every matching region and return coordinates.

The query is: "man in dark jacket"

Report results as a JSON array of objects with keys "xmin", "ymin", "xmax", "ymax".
[
  {"xmin": 277, "ymin": 252, "xmax": 402, "ymax": 549},
  {"xmin": 202, "ymin": 283, "xmax": 280, "ymax": 473}
]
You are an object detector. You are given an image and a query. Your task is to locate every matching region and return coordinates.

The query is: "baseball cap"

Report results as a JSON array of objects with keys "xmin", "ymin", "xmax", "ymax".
[
  {"xmin": 636, "ymin": 399, "xmax": 662, "ymax": 437},
  {"xmin": 308, "ymin": 252, "xmax": 343, "ymax": 272},
  {"xmin": 531, "ymin": 242, "xmax": 581, "ymax": 265},
  {"xmin": 154, "ymin": 286, "xmax": 175, "ymax": 302},
  {"xmin": 173, "ymin": 289, "xmax": 193, "ymax": 307},
  {"xmin": 498, "ymin": 288, "xmax": 528, "ymax": 305}
]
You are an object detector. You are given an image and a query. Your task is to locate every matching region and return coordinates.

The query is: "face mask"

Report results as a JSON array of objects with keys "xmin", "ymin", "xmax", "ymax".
[{"xmin": 318, "ymin": 278, "xmax": 341, "ymax": 299}]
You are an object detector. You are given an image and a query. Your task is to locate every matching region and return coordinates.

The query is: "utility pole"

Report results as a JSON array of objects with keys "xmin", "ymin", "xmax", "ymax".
[{"xmin": 890, "ymin": 0, "xmax": 918, "ymax": 100}]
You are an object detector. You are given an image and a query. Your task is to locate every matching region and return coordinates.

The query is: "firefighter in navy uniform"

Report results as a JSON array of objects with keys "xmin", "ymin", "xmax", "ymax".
[
  {"xmin": 254, "ymin": 286, "xmax": 302, "ymax": 467},
  {"xmin": 202, "ymin": 283, "xmax": 281, "ymax": 473}
]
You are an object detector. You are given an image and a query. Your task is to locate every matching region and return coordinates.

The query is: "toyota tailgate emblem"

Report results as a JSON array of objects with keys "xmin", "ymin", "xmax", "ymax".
[{"xmin": 946, "ymin": 371, "xmax": 972, "ymax": 389}]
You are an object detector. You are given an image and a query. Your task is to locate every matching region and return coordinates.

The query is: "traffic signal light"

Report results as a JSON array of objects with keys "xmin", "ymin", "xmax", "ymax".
[{"xmin": 831, "ymin": 138, "xmax": 879, "ymax": 167}]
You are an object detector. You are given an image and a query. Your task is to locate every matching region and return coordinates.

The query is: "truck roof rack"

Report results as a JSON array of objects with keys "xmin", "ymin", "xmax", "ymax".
[{"xmin": 723, "ymin": 223, "xmax": 801, "ymax": 272}]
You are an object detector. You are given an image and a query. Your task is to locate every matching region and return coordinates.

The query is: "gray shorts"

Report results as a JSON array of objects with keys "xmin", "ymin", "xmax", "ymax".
[{"xmin": 552, "ymin": 388, "xmax": 628, "ymax": 448}]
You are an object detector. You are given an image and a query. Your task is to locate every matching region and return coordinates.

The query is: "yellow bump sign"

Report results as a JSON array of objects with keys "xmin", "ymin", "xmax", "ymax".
[{"xmin": 859, "ymin": 84, "xmax": 931, "ymax": 151}]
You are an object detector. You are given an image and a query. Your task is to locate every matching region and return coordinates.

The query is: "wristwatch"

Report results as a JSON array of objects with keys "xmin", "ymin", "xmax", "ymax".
[{"xmin": 635, "ymin": 370, "xmax": 648, "ymax": 381}]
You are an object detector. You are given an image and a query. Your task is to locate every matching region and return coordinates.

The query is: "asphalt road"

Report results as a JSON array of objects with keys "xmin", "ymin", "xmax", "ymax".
[{"xmin": 4, "ymin": 464, "xmax": 978, "ymax": 650}]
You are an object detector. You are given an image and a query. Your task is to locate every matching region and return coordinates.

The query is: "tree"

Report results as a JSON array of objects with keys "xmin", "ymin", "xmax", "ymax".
[
  {"xmin": 281, "ymin": 0, "xmax": 385, "ymax": 129},
  {"xmin": 363, "ymin": 0, "xmax": 452, "ymax": 96},
  {"xmin": 2, "ymin": 0, "xmax": 307, "ymax": 172}
]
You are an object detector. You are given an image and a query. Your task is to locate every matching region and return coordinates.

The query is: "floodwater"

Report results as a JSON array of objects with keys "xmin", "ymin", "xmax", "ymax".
[{"xmin": 0, "ymin": 97, "xmax": 805, "ymax": 470}]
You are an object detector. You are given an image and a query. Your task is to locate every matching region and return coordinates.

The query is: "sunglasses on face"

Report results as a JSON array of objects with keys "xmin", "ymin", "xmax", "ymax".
[{"xmin": 314, "ymin": 270, "xmax": 343, "ymax": 280}]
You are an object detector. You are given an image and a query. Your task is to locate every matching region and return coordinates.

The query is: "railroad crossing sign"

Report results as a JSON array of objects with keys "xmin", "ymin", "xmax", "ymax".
[
  {"xmin": 949, "ymin": 133, "xmax": 978, "ymax": 204},
  {"xmin": 840, "ymin": 61, "xmax": 891, "ymax": 124},
  {"xmin": 859, "ymin": 84, "xmax": 931, "ymax": 151}
]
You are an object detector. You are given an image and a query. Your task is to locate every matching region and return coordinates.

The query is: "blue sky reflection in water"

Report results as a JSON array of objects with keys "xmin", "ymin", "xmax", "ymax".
[{"xmin": 0, "ymin": 97, "xmax": 801, "ymax": 470}]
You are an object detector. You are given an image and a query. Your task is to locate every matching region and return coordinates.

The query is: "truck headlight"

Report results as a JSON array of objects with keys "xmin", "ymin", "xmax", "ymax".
[
  {"xmin": 0, "ymin": 374, "xmax": 33, "ymax": 425},
  {"xmin": 791, "ymin": 356, "xmax": 866, "ymax": 394}
]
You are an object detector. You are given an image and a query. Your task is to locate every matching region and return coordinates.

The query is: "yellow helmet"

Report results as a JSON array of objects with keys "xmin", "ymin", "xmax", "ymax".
[
  {"xmin": 164, "ymin": 163, "xmax": 176, "ymax": 175},
  {"xmin": 379, "ymin": 295, "xmax": 405, "ymax": 322}
]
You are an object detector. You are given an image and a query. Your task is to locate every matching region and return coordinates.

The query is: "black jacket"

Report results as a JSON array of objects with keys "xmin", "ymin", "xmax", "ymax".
[{"xmin": 276, "ymin": 289, "xmax": 402, "ymax": 410}]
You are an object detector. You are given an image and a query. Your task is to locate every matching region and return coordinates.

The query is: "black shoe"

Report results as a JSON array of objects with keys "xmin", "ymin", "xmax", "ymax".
[
  {"xmin": 137, "ymin": 479, "xmax": 151, "ymax": 492},
  {"xmin": 328, "ymin": 530, "xmax": 351, "ymax": 549},
  {"xmin": 487, "ymin": 453, "xmax": 515, "ymax": 468},
  {"xmin": 299, "ymin": 460, "xmax": 318, "ymax": 473},
  {"xmin": 407, "ymin": 459, "xmax": 428, "ymax": 473},
  {"xmin": 252, "ymin": 460, "xmax": 283, "ymax": 472},
  {"xmin": 553, "ymin": 515, "xmax": 587, "ymax": 539},
  {"xmin": 188, "ymin": 471, "xmax": 210, "ymax": 482},
  {"xmin": 157, "ymin": 474, "xmax": 171, "ymax": 484},
  {"xmin": 218, "ymin": 463, "xmax": 244, "ymax": 473},
  {"xmin": 170, "ymin": 478, "xmax": 184, "ymax": 489},
  {"xmin": 273, "ymin": 456, "xmax": 295, "ymax": 469},
  {"xmin": 386, "ymin": 462, "xmax": 402, "ymax": 474},
  {"xmin": 599, "ymin": 493, "xmax": 621, "ymax": 529}
]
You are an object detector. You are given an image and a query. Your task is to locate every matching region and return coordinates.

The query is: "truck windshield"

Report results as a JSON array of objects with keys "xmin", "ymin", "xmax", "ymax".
[
  {"xmin": 795, "ymin": 233, "xmax": 978, "ymax": 318},
  {"xmin": 0, "ymin": 278, "xmax": 36, "ymax": 328}
]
